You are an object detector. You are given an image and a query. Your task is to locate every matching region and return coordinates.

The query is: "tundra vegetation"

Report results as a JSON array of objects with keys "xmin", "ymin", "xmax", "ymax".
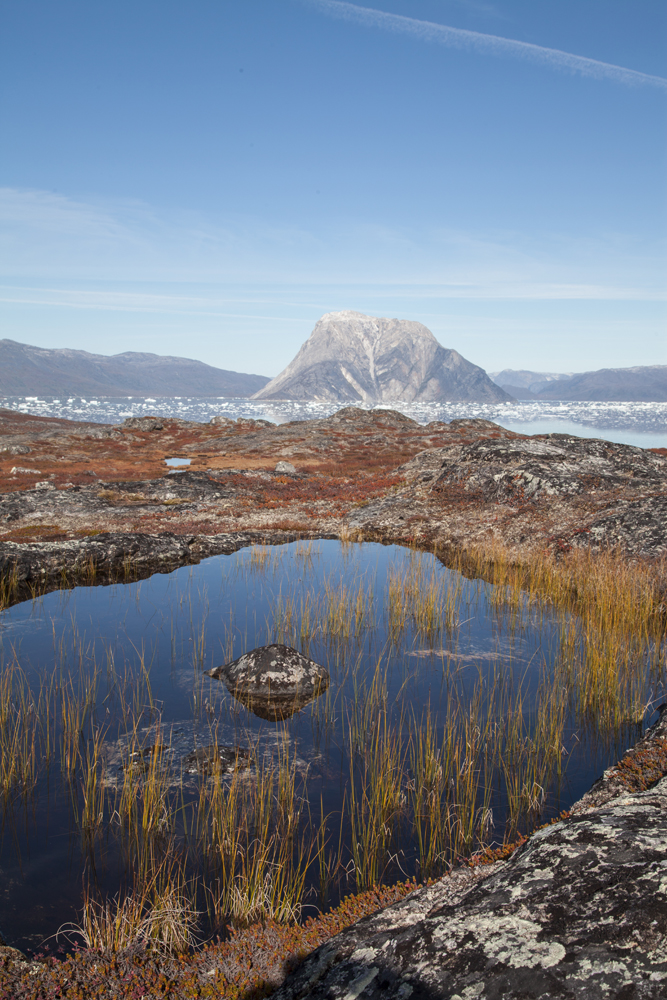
[
  {"xmin": 0, "ymin": 404, "xmax": 666, "ymax": 996},
  {"xmin": 0, "ymin": 537, "xmax": 664, "ymax": 998}
]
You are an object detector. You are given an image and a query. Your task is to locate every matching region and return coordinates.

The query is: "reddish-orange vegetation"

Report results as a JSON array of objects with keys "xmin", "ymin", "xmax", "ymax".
[
  {"xmin": 0, "ymin": 792, "xmax": 641, "ymax": 999},
  {"xmin": 612, "ymin": 736, "xmax": 667, "ymax": 793},
  {"xmin": 3, "ymin": 406, "xmax": 468, "ymax": 542},
  {"xmin": 0, "ymin": 408, "xmax": 512, "ymax": 497},
  {"xmin": 0, "ymin": 881, "xmax": 421, "ymax": 999}
]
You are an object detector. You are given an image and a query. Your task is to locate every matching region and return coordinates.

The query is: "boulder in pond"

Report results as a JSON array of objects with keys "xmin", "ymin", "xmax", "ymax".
[{"xmin": 204, "ymin": 644, "xmax": 329, "ymax": 720}]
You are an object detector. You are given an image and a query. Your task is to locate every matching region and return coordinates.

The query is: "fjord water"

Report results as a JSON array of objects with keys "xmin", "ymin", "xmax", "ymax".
[
  {"xmin": 2, "ymin": 395, "xmax": 666, "ymax": 447},
  {"xmin": 0, "ymin": 541, "xmax": 662, "ymax": 951}
]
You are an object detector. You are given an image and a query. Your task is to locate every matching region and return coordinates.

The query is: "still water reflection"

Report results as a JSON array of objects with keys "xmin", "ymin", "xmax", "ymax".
[{"xmin": 0, "ymin": 540, "xmax": 662, "ymax": 951}]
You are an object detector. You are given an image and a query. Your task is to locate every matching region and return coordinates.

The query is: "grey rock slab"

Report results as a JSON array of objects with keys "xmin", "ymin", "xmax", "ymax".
[
  {"xmin": 431, "ymin": 434, "xmax": 667, "ymax": 503},
  {"xmin": 0, "ymin": 529, "xmax": 322, "ymax": 605},
  {"xmin": 205, "ymin": 644, "xmax": 330, "ymax": 721},
  {"xmin": 0, "ymin": 443, "xmax": 31, "ymax": 454},
  {"xmin": 121, "ymin": 416, "xmax": 164, "ymax": 431},
  {"xmin": 273, "ymin": 729, "xmax": 667, "ymax": 999},
  {"xmin": 578, "ymin": 494, "xmax": 667, "ymax": 556}
]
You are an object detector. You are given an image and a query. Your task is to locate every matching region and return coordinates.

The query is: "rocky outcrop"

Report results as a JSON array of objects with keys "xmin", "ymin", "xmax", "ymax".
[
  {"xmin": 431, "ymin": 433, "xmax": 667, "ymax": 501},
  {"xmin": 0, "ymin": 529, "xmax": 327, "ymax": 604},
  {"xmin": 253, "ymin": 312, "xmax": 512, "ymax": 403},
  {"xmin": 272, "ymin": 708, "xmax": 667, "ymax": 1000},
  {"xmin": 205, "ymin": 644, "xmax": 330, "ymax": 720},
  {"xmin": 344, "ymin": 430, "xmax": 667, "ymax": 556},
  {"xmin": 0, "ymin": 411, "xmax": 666, "ymax": 599}
]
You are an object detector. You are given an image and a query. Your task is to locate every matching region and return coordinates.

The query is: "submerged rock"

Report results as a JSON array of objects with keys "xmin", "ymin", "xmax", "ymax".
[
  {"xmin": 100, "ymin": 722, "xmax": 313, "ymax": 792},
  {"xmin": 183, "ymin": 744, "xmax": 253, "ymax": 775},
  {"xmin": 205, "ymin": 644, "xmax": 329, "ymax": 721}
]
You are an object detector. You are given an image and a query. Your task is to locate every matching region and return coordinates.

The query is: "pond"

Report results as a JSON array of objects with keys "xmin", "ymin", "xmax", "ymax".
[
  {"xmin": 164, "ymin": 457, "xmax": 191, "ymax": 469},
  {"xmin": 0, "ymin": 540, "xmax": 664, "ymax": 953}
]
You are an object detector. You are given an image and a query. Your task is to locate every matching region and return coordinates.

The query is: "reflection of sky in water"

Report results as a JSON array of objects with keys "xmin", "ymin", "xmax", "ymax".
[
  {"xmin": 0, "ymin": 541, "xmax": 657, "ymax": 949},
  {"xmin": 499, "ymin": 420, "xmax": 666, "ymax": 450}
]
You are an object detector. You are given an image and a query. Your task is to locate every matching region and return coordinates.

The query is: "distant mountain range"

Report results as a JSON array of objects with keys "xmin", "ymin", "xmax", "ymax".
[
  {"xmin": 491, "ymin": 366, "xmax": 667, "ymax": 402},
  {"xmin": 0, "ymin": 340, "xmax": 271, "ymax": 397},
  {"xmin": 4, "ymin": 335, "xmax": 662, "ymax": 405},
  {"xmin": 253, "ymin": 311, "xmax": 511, "ymax": 403}
]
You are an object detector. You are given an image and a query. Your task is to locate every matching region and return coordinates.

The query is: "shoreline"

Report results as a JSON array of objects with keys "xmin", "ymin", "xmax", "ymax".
[
  {"xmin": 1, "ymin": 405, "xmax": 666, "ymax": 996},
  {"xmin": 2, "ymin": 709, "xmax": 666, "ymax": 997}
]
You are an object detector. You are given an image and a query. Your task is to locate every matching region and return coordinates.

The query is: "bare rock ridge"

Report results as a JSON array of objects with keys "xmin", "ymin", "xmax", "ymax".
[
  {"xmin": 253, "ymin": 311, "xmax": 513, "ymax": 403},
  {"xmin": 492, "ymin": 365, "xmax": 667, "ymax": 402},
  {"xmin": 0, "ymin": 339, "xmax": 271, "ymax": 398}
]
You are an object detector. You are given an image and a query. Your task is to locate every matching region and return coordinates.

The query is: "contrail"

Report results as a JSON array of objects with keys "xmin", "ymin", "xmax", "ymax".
[{"xmin": 306, "ymin": 0, "xmax": 667, "ymax": 90}]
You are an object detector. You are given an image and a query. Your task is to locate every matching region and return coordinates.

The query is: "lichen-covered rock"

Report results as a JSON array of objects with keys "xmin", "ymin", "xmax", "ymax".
[
  {"xmin": 0, "ymin": 443, "xmax": 31, "ymax": 455},
  {"xmin": 0, "ymin": 529, "xmax": 316, "ymax": 604},
  {"xmin": 580, "ymin": 494, "xmax": 667, "ymax": 555},
  {"xmin": 432, "ymin": 434, "xmax": 667, "ymax": 502},
  {"xmin": 205, "ymin": 644, "xmax": 330, "ymax": 720},
  {"xmin": 272, "ymin": 714, "xmax": 667, "ymax": 999},
  {"xmin": 348, "ymin": 430, "xmax": 667, "ymax": 555}
]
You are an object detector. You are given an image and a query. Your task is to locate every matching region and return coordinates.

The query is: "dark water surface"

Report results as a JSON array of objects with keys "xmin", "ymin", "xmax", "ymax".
[{"xmin": 0, "ymin": 540, "xmax": 661, "ymax": 952}]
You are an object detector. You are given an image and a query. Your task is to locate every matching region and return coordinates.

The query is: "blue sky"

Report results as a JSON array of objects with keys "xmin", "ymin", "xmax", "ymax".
[{"xmin": 1, "ymin": 0, "xmax": 665, "ymax": 377}]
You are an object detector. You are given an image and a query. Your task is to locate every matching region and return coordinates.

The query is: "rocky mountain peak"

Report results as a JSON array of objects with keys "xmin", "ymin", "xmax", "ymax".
[{"xmin": 253, "ymin": 311, "xmax": 511, "ymax": 404}]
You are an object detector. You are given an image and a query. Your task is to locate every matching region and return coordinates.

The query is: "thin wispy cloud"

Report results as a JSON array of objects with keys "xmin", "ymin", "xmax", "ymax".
[
  {"xmin": 307, "ymin": 0, "xmax": 667, "ymax": 90},
  {"xmin": 1, "ymin": 188, "xmax": 664, "ymax": 300}
]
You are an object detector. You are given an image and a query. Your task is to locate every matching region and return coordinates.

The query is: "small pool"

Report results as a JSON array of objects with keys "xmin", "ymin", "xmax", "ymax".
[
  {"xmin": 0, "ymin": 540, "xmax": 662, "ymax": 951},
  {"xmin": 164, "ymin": 456, "xmax": 191, "ymax": 469}
]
